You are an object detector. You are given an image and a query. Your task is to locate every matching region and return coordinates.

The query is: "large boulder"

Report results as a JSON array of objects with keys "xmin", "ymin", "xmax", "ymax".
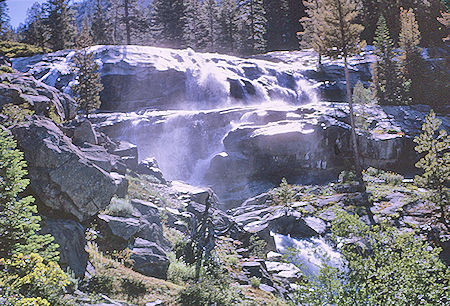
[
  {"xmin": 129, "ymin": 238, "xmax": 170, "ymax": 279},
  {"xmin": 41, "ymin": 218, "xmax": 88, "ymax": 278},
  {"xmin": 0, "ymin": 73, "xmax": 76, "ymax": 121},
  {"xmin": 11, "ymin": 117, "xmax": 118, "ymax": 222}
]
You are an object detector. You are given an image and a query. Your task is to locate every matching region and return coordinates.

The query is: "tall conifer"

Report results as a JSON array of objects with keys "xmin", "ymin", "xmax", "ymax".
[
  {"xmin": 0, "ymin": 132, "xmax": 59, "ymax": 262},
  {"xmin": 92, "ymin": 0, "xmax": 112, "ymax": 45},
  {"xmin": 372, "ymin": 15, "xmax": 403, "ymax": 105},
  {"xmin": 305, "ymin": 0, "xmax": 365, "ymax": 186},
  {"xmin": 398, "ymin": 8, "xmax": 427, "ymax": 104},
  {"xmin": 217, "ymin": 0, "xmax": 239, "ymax": 54},
  {"xmin": 44, "ymin": 0, "xmax": 75, "ymax": 51},
  {"xmin": 238, "ymin": 0, "xmax": 267, "ymax": 54}
]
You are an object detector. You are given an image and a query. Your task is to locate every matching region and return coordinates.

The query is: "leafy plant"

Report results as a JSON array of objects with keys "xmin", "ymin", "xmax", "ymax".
[
  {"xmin": 0, "ymin": 253, "xmax": 69, "ymax": 304},
  {"xmin": 249, "ymin": 234, "xmax": 267, "ymax": 259},
  {"xmin": 167, "ymin": 252, "xmax": 196, "ymax": 285},
  {"xmin": 249, "ymin": 276, "xmax": 261, "ymax": 288},
  {"xmin": 1, "ymin": 103, "xmax": 34, "ymax": 127}
]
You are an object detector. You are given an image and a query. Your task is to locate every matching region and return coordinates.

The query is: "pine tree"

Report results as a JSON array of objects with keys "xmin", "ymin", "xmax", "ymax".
[
  {"xmin": 203, "ymin": 0, "xmax": 219, "ymax": 51},
  {"xmin": 183, "ymin": 0, "xmax": 209, "ymax": 51},
  {"xmin": 71, "ymin": 45, "xmax": 104, "ymax": 117},
  {"xmin": 238, "ymin": 0, "xmax": 267, "ymax": 54},
  {"xmin": 151, "ymin": 0, "xmax": 186, "ymax": 48},
  {"xmin": 264, "ymin": 0, "xmax": 290, "ymax": 51},
  {"xmin": 217, "ymin": 0, "xmax": 240, "ymax": 54},
  {"xmin": 44, "ymin": 0, "xmax": 75, "ymax": 51},
  {"xmin": 308, "ymin": 0, "xmax": 365, "ymax": 186},
  {"xmin": 372, "ymin": 15, "xmax": 403, "ymax": 105},
  {"xmin": 0, "ymin": 132, "xmax": 59, "ymax": 262},
  {"xmin": 398, "ymin": 7, "xmax": 428, "ymax": 104},
  {"xmin": 0, "ymin": 0, "xmax": 9, "ymax": 39},
  {"xmin": 75, "ymin": 17, "xmax": 93, "ymax": 49},
  {"xmin": 91, "ymin": 0, "xmax": 113, "ymax": 45},
  {"xmin": 414, "ymin": 110, "xmax": 449, "ymax": 228},
  {"xmin": 22, "ymin": 2, "xmax": 48, "ymax": 52},
  {"xmin": 299, "ymin": 0, "xmax": 326, "ymax": 65}
]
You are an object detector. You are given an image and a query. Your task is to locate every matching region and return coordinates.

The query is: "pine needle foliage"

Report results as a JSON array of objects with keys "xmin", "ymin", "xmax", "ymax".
[
  {"xmin": 414, "ymin": 110, "xmax": 449, "ymax": 228},
  {"xmin": 398, "ymin": 8, "xmax": 428, "ymax": 104},
  {"xmin": 71, "ymin": 48, "xmax": 104, "ymax": 118},
  {"xmin": 0, "ymin": 132, "xmax": 59, "ymax": 262},
  {"xmin": 372, "ymin": 15, "xmax": 403, "ymax": 105},
  {"xmin": 303, "ymin": 0, "xmax": 365, "ymax": 186},
  {"xmin": 43, "ymin": 0, "xmax": 75, "ymax": 51}
]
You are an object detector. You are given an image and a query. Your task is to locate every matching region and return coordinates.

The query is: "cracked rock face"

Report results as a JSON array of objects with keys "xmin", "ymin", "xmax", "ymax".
[
  {"xmin": 12, "ymin": 117, "xmax": 117, "ymax": 222},
  {"xmin": 0, "ymin": 73, "xmax": 76, "ymax": 121}
]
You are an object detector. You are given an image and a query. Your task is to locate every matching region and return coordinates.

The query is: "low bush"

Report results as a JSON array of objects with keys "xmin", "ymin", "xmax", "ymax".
[
  {"xmin": 1, "ymin": 103, "xmax": 34, "ymax": 127},
  {"xmin": 103, "ymin": 198, "xmax": 135, "ymax": 217},
  {"xmin": 121, "ymin": 277, "xmax": 147, "ymax": 298},
  {"xmin": 86, "ymin": 274, "xmax": 115, "ymax": 295},
  {"xmin": 167, "ymin": 252, "xmax": 196, "ymax": 285},
  {"xmin": 0, "ymin": 41, "xmax": 50, "ymax": 58},
  {"xmin": 178, "ymin": 279, "xmax": 234, "ymax": 306},
  {"xmin": 0, "ymin": 65, "xmax": 14, "ymax": 73},
  {"xmin": 338, "ymin": 170, "xmax": 357, "ymax": 183},
  {"xmin": 249, "ymin": 277, "xmax": 261, "ymax": 288},
  {"xmin": 364, "ymin": 167, "xmax": 404, "ymax": 186},
  {"xmin": 0, "ymin": 253, "xmax": 69, "ymax": 305}
]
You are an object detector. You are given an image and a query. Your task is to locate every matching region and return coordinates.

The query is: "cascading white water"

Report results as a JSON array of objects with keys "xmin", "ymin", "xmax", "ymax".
[{"xmin": 273, "ymin": 233, "xmax": 343, "ymax": 277}]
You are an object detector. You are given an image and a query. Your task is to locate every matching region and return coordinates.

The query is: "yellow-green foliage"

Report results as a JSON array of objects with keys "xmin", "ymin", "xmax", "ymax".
[
  {"xmin": 0, "ymin": 65, "xmax": 14, "ymax": 73},
  {"xmin": 0, "ymin": 41, "xmax": 50, "ymax": 58},
  {"xmin": 1, "ymin": 103, "xmax": 34, "ymax": 127},
  {"xmin": 15, "ymin": 297, "xmax": 50, "ymax": 306},
  {"xmin": 0, "ymin": 253, "xmax": 68, "ymax": 304}
]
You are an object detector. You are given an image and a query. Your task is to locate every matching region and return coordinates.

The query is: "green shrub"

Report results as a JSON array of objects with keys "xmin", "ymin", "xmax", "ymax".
[
  {"xmin": 338, "ymin": 170, "xmax": 357, "ymax": 183},
  {"xmin": 249, "ymin": 277, "xmax": 261, "ymax": 288},
  {"xmin": 274, "ymin": 177, "xmax": 295, "ymax": 207},
  {"xmin": 363, "ymin": 167, "xmax": 404, "ymax": 186},
  {"xmin": 86, "ymin": 274, "xmax": 115, "ymax": 294},
  {"xmin": 295, "ymin": 210, "xmax": 450, "ymax": 305},
  {"xmin": 0, "ymin": 253, "xmax": 69, "ymax": 304},
  {"xmin": 167, "ymin": 252, "xmax": 196, "ymax": 285},
  {"xmin": 103, "ymin": 198, "xmax": 135, "ymax": 217},
  {"xmin": 0, "ymin": 41, "xmax": 50, "ymax": 58},
  {"xmin": 1, "ymin": 103, "xmax": 35, "ymax": 127},
  {"xmin": 177, "ymin": 279, "xmax": 235, "ymax": 306},
  {"xmin": 0, "ymin": 131, "xmax": 58, "ymax": 261},
  {"xmin": 121, "ymin": 277, "xmax": 146, "ymax": 298},
  {"xmin": 0, "ymin": 65, "xmax": 14, "ymax": 73},
  {"xmin": 249, "ymin": 234, "xmax": 267, "ymax": 259}
]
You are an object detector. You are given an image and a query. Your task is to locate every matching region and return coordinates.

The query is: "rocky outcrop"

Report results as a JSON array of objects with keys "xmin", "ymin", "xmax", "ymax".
[
  {"xmin": 90, "ymin": 103, "xmax": 449, "ymax": 209},
  {"xmin": 41, "ymin": 218, "xmax": 88, "ymax": 278},
  {"xmin": 11, "ymin": 117, "xmax": 119, "ymax": 222},
  {"xmin": 12, "ymin": 46, "xmax": 316, "ymax": 111},
  {"xmin": 0, "ymin": 73, "xmax": 76, "ymax": 121},
  {"xmin": 97, "ymin": 198, "xmax": 171, "ymax": 278}
]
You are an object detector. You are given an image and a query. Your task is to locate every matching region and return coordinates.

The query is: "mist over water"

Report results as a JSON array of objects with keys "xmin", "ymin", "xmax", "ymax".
[{"xmin": 121, "ymin": 48, "xmax": 320, "ymax": 187}]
